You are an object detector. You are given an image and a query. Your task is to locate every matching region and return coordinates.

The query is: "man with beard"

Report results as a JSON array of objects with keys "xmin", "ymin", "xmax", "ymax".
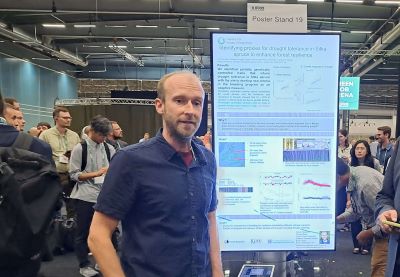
[
  {"xmin": 106, "ymin": 121, "xmax": 128, "ymax": 151},
  {"xmin": 40, "ymin": 106, "xmax": 80, "ymax": 218},
  {"xmin": 88, "ymin": 71, "xmax": 223, "ymax": 277}
]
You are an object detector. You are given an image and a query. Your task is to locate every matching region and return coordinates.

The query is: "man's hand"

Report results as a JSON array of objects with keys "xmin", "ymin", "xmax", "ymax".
[
  {"xmin": 356, "ymin": 229, "xmax": 373, "ymax": 245},
  {"xmin": 97, "ymin": 167, "xmax": 108, "ymax": 177},
  {"xmin": 336, "ymin": 214, "xmax": 346, "ymax": 224},
  {"xmin": 378, "ymin": 209, "xmax": 398, "ymax": 233}
]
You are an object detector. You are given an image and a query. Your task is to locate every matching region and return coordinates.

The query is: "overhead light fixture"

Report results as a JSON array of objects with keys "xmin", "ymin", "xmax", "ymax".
[
  {"xmin": 109, "ymin": 43, "xmax": 144, "ymax": 66},
  {"xmin": 74, "ymin": 24, "xmax": 96, "ymax": 28},
  {"xmin": 42, "ymin": 23, "xmax": 66, "ymax": 28},
  {"xmin": 298, "ymin": 0, "xmax": 325, "ymax": 2},
  {"xmin": 134, "ymin": 46, "xmax": 152, "ymax": 49},
  {"xmin": 336, "ymin": 0, "xmax": 364, "ymax": 3},
  {"xmin": 136, "ymin": 25, "xmax": 158, "ymax": 28},
  {"xmin": 108, "ymin": 45, "xmax": 127, "ymax": 49},
  {"xmin": 105, "ymin": 25, "xmax": 127, "ymax": 28},
  {"xmin": 83, "ymin": 45, "xmax": 103, "ymax": 48},
  {"xmin": 319, "ymin": 30, "xmax": 342, "ymax": 33},
  {"xmin": 31, "ymin": 57, "xmax": 51, "ymax": 61},
  {"xmin": 185, "ymin": 45, "xmax": 204, "ymax": 68},
  {"xmin": 198, "ymin": 27, "xmax": 221, "ymax": 30},
  {"xmin": 167, "ymin": 26, "xmax": 187, "ymax": 29},
  {"xmin": 363, "ymin": 78, "xmax": 378, "ymax": 81},
  {"xmin": 350, "ymin": 30, "xmax": 372, "ymax": 34},
  {"xmin": 375, "ymin": 1, "xmax": 400, "ymax": 5},
  {"xmin": 382, "ymin": 79, "xmax": 398, "ymax": 81},
  {"xmin": 377, "ymin": 67, "xmax": 397, "ymax": 70}
]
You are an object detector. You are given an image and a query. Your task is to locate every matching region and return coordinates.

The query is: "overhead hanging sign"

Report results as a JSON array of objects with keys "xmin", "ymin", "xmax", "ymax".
[
  {"xmin": 247, "ymin": 3, "xmax": 307, "ymax": 33},
  {"xmin": 339, "ymin": 77, "xmax": 360, "ymax": 110}
]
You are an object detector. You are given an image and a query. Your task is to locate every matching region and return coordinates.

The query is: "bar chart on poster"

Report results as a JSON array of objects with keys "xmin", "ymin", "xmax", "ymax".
[{"xmin": 211, "ymin": 33, "xmax": 340, "ymax": 251}]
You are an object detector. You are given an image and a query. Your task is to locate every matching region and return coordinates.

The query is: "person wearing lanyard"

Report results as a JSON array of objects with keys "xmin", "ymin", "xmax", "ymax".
[
  {"xmin": 39, "ymin": 106, "xmax": 81, "ymax": 218},
  {"xmin": 69, "ymin": 115, "xmax": 115, "ymax": 277},
  {"xmin": 376, "ymin": 126, "xmax": 394, "ymax": 174}
]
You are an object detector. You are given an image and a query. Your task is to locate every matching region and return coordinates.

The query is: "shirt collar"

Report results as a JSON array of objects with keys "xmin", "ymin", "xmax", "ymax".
[
  {"xmin": 0, "ymin": 117, "xmax": 7, "ymax": 125},
  {"xmin": 155, "ymin": 129, "xmax": 207, "ymax": 166}
]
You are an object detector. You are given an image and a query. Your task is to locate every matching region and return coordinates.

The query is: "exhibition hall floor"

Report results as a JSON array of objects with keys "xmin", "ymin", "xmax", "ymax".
[{"xmin": 40, "ymin": 230, "xmax": 371, "ymax": 277}]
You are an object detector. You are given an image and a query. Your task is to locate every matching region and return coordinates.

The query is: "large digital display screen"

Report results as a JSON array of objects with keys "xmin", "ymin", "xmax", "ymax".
[{"xmin": 211, "ymin": 33, "xmax": 340, "ymax": 251}]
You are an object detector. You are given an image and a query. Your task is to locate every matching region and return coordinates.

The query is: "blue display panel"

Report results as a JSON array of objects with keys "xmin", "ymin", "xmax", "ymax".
[{"xmin": 211, "ymin": 33, "xmax": 340, "ymax": 251}]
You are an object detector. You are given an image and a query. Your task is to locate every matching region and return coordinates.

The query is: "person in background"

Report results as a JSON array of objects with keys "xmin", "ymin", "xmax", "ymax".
[
  {"xmin": 338, "ymin": 129, "xmax": 352, "ymax": 164},
  {"xmin": 37, "ymin": 122, "xmax": 51, "ymax": 133},
  {"xmin": 344, "ymin": 140, "xmax": 381, "ymax": 256},
  {"xmin": 337, "ymin": 129, "xmax": 352, "ymax": 231},
  {"xmin": 336, "ymin": 159, "xmax": 387, "ymax": 277},
  {"xmin": 88, "ymin": 71, "xmax": 223, "ymax": 277},
  {"xmin": 0, "ymin": 92, "xmax": 54, "ymax": 277},
  {"xmin": 15, "ymin": 109, "xmax": 26, "ymax": 131},
  {"xmin": 4, "ymin": 97, "xmax": 20, "ymax": 110},
  {"xmin": 3, "ymin": 103, "xmax": 20, "ymax": 130},
  {"xmin": 39, "ymin": 106, "xmax": 81, "ymax": 218},
  {"xmin": 69, "ymin": 115, "xmax": 115, "ymax": 277},
  {"xmin": 369, "ymin": 135, "xmax": 379, "ymax": 158},
  {"xmin": 138, "ymin": 132, "xmax": 150, "ymax": 143},
  {"xmin": 376, "ymin": 126, "xmax": 393, "ymax": 174},
  {"xmin": 28, "ymin": 127, "xmax": 40, "ymax": 137},
  {"xmin": 106, "ymin": 121, "xmax": 128, "ymax": 151}
]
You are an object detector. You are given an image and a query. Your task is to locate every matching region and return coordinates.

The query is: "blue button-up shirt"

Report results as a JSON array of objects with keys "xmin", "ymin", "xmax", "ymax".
[{"xmin": 95, "ymin": 129, "xmax": 217, "ymax": 277}]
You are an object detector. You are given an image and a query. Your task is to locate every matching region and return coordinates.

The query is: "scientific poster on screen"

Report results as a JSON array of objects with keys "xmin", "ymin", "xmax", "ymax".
[{"xmin": 211, "ymin": 33, "xmax": 340, "ymax": 251}]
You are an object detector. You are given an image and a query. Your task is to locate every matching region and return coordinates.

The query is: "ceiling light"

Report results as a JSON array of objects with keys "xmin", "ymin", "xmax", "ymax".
[
  {"xmin": 382, "ymin": 79, "xmax": 398, "ymax": 81},
  {"xmin": 350, "ymin": 30, "xmax": 372, "ymax": 34},
  {"xmin": 42, "ymin": 23, "xmax": 66, "ymax": 28},
  {"xmin": 336, "ymin": 0, "xmax": 364, "ymax": 3},
  {"xmin": 134, "ymin": 46, "xmax": 152, "ymax": 49},
  {"xmin": 108, "ymin": 45, "xmax": 127, "ymax": 49},
  {"xmin": 298, "ymin": 0, "xmax": 325, "ymax": 2},
  {"xmin": 167, "ymin": 26, "xmax": 187, "ymax": 29},
  {"xmin": 198, "ymin": 27, "xmax": 220, "ymax": 30},
  {"xmin": 31, "ymin": 57, "xmax": 51, "ymax": 61},
  {"xmin": 83, "ymin": 45, "xmax": 103, "ymax": 48},
  {"xmin": 363, "ymin": 79, "xmax": 378, "ymax": 81},
  {"xmin": 375, "ymin": 1, "xmax": 400, "ymax": 5},
  {"xmin": 74, "ymin": 24, "xmax": 96, "ymax": 28},
  {"xmin": 319, "ymin": 30, "xmax": 342, "ymax": 33},
  {"xmin": 377, "ymin": 67, "xmax": 397, "ymax": 70},
  {"xmin": 136, "ymin": 25, "xmax": 158, "ymax": 28},
  {"xmin": 105, "ymin": 25, "xmax": 127, "ymax": 28}
]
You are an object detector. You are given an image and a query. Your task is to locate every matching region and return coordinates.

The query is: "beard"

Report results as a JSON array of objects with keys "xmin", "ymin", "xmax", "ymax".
[{"xmin": 164, "ymin": 116, "xmax": 199, "ymax": 142}]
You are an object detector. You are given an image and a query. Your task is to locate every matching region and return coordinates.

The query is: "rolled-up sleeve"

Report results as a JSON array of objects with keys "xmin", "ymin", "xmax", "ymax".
[{"xmin": 69, "ymin": 143, "xmax": 83, "ymax": 182}]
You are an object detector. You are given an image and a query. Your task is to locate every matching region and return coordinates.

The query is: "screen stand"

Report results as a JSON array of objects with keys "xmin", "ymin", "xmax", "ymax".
[{"xmin": 258, "ymin": 251, "xmax": 286, "ymax": 277}]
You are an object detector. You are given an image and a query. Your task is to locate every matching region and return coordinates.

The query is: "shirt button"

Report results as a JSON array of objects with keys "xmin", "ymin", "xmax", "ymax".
[
  {"xmin": 191, "ymin": 215, "xmax": 195, "ymax": 220},
  {"xmin": 192, "ymin": 238, "xmax": 196, "ymax": 242},
  {"xmin": 189, "ymin": 192, "xmax": 194, "ymax": 196}
]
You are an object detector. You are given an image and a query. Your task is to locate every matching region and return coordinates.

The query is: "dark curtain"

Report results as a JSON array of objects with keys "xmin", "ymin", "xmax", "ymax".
[{"xmin": 68, "ymin": 105, "xmax": 162, "ymax": 145}]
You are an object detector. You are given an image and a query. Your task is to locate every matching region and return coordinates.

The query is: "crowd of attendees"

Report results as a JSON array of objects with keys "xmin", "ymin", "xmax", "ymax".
[{"xmin": 337, "ymin": 125, "xmax": 395, "ymax": 277}]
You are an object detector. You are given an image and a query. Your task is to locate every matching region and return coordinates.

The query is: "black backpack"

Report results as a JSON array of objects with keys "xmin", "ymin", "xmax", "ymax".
[
  {"xmin": 0, "ymin": 133, "xmax": 61, "ymax": 267},
  {"xmin": 80, "ymin": 140, "xmax": 111, "ymax": 171}
]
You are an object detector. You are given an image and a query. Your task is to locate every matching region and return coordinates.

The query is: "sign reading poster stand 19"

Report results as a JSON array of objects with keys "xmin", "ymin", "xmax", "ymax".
[{"xmin": 339, "ymin": 77, "xmax": 360, "ymax": 111}]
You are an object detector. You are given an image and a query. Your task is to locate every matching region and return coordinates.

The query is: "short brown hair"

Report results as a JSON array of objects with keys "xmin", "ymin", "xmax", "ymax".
[
  {"xmin": 53, "ymin": 106, "xmax": 70, "ymax": 119},
  {"xmin": 377, "ymin": 126, "xmax": 391, "ymax": 138},
  {"xmin": 156, "ymin": 71, "xmax": 200, "ymax": 100},
  {"xmin": 4, "ymin": 97, "xmax": 17, "ymax": 106}
]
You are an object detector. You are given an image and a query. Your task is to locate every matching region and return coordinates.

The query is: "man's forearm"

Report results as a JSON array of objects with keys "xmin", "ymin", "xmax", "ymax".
[{"xmin": 88, "ymin": 233, "xmax": 125, "ymax": 277}]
